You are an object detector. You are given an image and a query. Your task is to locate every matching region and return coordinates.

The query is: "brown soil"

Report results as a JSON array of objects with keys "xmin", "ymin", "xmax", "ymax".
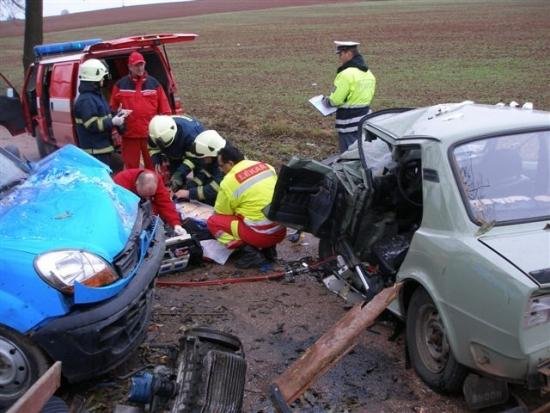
[{"xmin": 0, "ymin": 0, "xmax": 360, "ymax": 37}]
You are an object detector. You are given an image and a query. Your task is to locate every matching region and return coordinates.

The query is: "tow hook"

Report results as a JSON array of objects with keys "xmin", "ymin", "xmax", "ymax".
[{"xmin": 538, "ymin": 360, "xmax": 550, "ymax": 394}]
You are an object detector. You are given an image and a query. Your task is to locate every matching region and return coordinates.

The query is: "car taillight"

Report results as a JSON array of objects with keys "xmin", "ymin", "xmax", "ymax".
[{"xmin": 523, "ymin": 294, "xmax": 550, "ymax": 328}]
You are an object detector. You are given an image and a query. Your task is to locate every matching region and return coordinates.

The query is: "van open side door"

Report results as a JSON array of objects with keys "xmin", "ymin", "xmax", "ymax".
[
  {"xmin": 48, "ymin": 62, "xmax": 79, "ymax": 147},
  {"xmin": 0, "ymin": 73, "xmax": 26, "ymax": 136}
]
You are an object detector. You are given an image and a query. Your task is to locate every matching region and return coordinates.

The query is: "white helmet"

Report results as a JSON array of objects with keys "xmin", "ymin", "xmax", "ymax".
[
  {"xmin": 79, "ymin": 59, "xmax": 108, "ymax": 82},
  {"xmin": 193, "ymin": 130, "xmax": 226, "ymax": 158},
  {"xmin": 148, "ymin": 115, "xmax": 177, "ymax": 147}
]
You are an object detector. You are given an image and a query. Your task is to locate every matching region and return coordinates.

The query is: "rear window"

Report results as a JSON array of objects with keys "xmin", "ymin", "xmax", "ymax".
[{"xmin": 453, "ymin": 131, "xmax": 550, "ymax": 224}]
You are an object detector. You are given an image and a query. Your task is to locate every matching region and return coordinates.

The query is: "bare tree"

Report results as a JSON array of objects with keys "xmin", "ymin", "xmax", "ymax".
[
  {"xmin": 0, "ymin": 0, "xmax": 24, "ymax": 20},
  {"xmin": 23, "ymin": 0, "xmax": 43, "ymax": 71},
  {"xmin": 0, "ymin": 1, "xmax": 43, "ymax": 70}
]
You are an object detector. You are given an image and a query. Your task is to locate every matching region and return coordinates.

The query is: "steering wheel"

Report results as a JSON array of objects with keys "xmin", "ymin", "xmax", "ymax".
[{"xmin": 397, "ymin": 158, "xmax": 422, "ymax": 207}]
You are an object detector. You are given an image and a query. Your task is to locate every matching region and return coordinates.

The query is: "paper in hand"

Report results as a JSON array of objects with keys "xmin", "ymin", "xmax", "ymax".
[{"xmin": 309, "ymin": 95, "xmax": 337, "ymax": 116}]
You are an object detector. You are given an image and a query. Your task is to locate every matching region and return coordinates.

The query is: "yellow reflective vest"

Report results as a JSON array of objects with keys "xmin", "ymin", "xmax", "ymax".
[
  {"xmin": 329, "ymin": 67, "xmax": 376, "ymax": 108},
  {"xmin": 214, "ymin": 160, "xmax": 278, "ymax": 224}
]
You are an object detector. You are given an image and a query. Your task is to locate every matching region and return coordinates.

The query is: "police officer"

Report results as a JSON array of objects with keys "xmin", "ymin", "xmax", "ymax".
[
  {"xmin": 207, "ymin": 144, "xmax": 286, "ymax": 269},
  {"xmin": 74, "ymin": 59, "xmax": 126, "ymax": 173},
  {"xmin": 323, "ymin": 41, "xmax": 376, "ymax": 152},
  {"xmin": 148, "ymin": 114, "xmax": 226, "ymax": 205}
]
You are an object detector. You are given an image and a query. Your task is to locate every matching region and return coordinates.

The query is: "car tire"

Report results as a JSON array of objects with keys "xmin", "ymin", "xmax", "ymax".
[
  {"xmin": 0, "ymin": 326, "xmax": 50, "ymax": 409},
  {"xmin": 406, "ymin": 288, "xmax": 467, "ymax": 394},
  {"xmin": 35, "ymin": 130, "xmax": 57, "ymax": 158}
]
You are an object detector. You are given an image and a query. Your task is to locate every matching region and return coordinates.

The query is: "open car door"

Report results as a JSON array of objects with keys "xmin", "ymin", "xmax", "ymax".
[{"xmin": 0, "ymin": 73, "xmax": 26, "ymax": 136}]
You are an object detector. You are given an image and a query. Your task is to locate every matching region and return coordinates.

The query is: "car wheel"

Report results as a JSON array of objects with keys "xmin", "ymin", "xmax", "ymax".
[
  {"xmin": 0, "ymin": 326, "xmax": 49, "ymax": 408},
  {"xmin": 35, "ymin": 130, "xmax": 57, "ymax": 158},
  {"xmin": 406, "ymin": 288, "xmax": 467, "ymax": 394}
]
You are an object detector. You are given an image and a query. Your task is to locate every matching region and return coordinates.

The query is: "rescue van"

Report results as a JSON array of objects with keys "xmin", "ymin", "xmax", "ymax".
[{"xmin": 0, "ymin": 33, "xmax": 196, "ymax": 157}]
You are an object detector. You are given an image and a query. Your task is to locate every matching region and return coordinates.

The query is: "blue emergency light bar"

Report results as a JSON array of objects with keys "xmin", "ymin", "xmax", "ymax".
[{"xmin": 33, "ymin": 38, "xmax": 102, "ymax": 58}]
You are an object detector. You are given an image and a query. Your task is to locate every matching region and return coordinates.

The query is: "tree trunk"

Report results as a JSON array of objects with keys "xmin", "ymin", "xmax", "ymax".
[{"xmin": 22, "ymin": 0, "xmax": 43, "ymax": 71}]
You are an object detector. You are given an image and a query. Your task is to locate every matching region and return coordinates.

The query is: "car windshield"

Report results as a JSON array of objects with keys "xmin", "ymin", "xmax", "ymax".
[
  {"xmin": 453, "ymin": 131, "xmax": 550, "ymax": 224},
  {"xmin": 0, "ymin": 149, "xmax": 28, "ymax": 194}
]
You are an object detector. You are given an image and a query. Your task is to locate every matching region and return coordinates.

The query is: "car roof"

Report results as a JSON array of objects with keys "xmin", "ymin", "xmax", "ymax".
[{"xmin": 365, "ymin": 102, "xmax": 550, "ymax": 143}]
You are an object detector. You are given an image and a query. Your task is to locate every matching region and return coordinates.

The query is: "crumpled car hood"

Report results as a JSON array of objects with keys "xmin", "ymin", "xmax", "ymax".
[
  {"xmin": 0, "ymin": 145, "xmax": 139, "ymax": 261},
  {"xmin": 479, "ymin": 226, "xmax": 550, "ymax": 285}
]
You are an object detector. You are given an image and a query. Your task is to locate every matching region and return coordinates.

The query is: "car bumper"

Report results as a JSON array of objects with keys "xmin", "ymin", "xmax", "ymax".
[
  {"xmin": 30, "ymin": 224, "xmax": 165, "ymax": 382},
  {"xmin": 470, "ymin": 340, "xmax": 550, "ymax": 389}
]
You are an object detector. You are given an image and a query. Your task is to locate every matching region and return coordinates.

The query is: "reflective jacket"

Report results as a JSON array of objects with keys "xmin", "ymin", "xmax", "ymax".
[
  {"xmin": 113, "ymin": 168, "xmax": 180, "ymax": 227},
  {"xmin": 74, "ymin": 81, "xmax": 115, "ymax": 154},
  {"xmin": 329, "ymin": 54, "xmax": 376, "ymax": 134},
  {"xmin": 110, "ymin": 72, "xmax": 171, "ymax": 139},
  {"xmin": 148, "ymin": 115, "xmax": 205, "ymax": 178},
  {"xmin": 214, "ymin": 160, "xmax": 283, "ymax": 234},
  {"xmin": 186, "ymin": 158, "xmax": 224, "ymax": 206}
]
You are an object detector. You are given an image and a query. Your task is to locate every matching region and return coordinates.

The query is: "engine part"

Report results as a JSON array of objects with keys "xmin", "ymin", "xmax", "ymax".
[{"xmin": 128, "ymin": 328, "xmax": 246, "ymax": 413}]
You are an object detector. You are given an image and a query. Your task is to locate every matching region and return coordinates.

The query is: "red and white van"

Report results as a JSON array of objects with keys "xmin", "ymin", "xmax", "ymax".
[{"xmin": 0, "ymin": 33, "xmax": 196, "ymax": 157}]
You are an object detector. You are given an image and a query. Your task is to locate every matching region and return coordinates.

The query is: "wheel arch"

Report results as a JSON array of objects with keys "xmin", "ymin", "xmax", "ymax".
[{"xmin": 400, "ymin": 276, "xmax": 464, "ymax": 368}]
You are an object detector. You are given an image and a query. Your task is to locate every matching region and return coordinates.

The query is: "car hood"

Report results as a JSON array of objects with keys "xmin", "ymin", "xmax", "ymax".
[
  {"xmin": 0, "ymin": 145, "xmax": 139, "ymax": 261},
  {"xmin": 479, "ymin": 225, "xmax": 550, "ymax": 286}
]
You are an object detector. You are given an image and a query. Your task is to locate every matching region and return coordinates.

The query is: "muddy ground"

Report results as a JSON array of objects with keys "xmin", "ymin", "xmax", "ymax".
[{"xmin": 3, "ymin": 129, "xmax": 549, "ymax": 412}]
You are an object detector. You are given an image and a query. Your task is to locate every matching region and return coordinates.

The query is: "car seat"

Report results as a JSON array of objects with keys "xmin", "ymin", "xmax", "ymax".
[{"xmin": 480, "ymin": 148, "xmax": 530, "ymax": 198}]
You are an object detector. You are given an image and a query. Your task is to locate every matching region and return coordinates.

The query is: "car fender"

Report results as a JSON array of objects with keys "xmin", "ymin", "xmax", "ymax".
[
  {"xmin": 0, "ymin": 289, "xmax": 60, "ymax": 334},
  {"xmin": 397, "ymin": 269, "xmax": 465, "ymax": 368}
]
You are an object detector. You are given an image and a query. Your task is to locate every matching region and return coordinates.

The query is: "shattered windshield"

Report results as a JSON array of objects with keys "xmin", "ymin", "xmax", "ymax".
[
  {"xmin": 453, "ymin": 131, "xmax": 550, "ymax": 224},
  {"xmin": 0, "ymin": 149, "xmax": 28, "ymax": 193}
]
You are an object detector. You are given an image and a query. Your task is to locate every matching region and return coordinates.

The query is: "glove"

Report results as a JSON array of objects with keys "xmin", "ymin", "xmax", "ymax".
[
  {"xmin": 173, "ymin": 225, "xmax": 188, "ymax": 236},
  {"xmin": 322, "ymin": 96, "xmax": 332, "ymax": 107},
  {"xmin": 112, "ymin": 114, "xmax": 125, "ymax": 127},
  {"xmin": 169, "ymin": 172, "xmax": 184, "ymax": 191}
]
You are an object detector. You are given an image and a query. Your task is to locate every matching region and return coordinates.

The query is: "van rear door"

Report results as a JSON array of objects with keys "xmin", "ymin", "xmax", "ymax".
[
  {"xmin": 87, "ymin": 33, "xmax": 198, "ymax": 52},
  {"xmin": 49, "ymin": 62, "xmax": 78, "ymax": 146},
  {"xmin": 0, "ymin": 73, "xmax": 26, "ymax": 136}
]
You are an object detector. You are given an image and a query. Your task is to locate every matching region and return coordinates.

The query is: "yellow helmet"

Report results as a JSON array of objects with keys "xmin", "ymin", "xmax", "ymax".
[
  {"xmin": 79, "ymin": 59, "xmax": 108, "ymax": 82},
  {"xmin": 193, "ymin": 130, "xmax": 226, "ymax": 158},
  {"xmin": 148, "ymin": 115, "xmax": 177, "ymax": 147}
]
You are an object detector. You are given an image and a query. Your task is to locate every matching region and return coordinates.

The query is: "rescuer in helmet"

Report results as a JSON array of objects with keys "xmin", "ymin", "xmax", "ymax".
[
  {"xmin": 148, "ymin": 114, "xmax": 226, "ymax": 205},
  {"xmin": 74, "ymin": 58, "xmax": 127, "ymax": 173}
]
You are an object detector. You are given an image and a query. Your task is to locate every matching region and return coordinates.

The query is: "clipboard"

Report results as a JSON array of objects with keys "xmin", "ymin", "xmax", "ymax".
[{"xmin": 309, "ymin": 95, "xmax": 337, "ymax": 116}]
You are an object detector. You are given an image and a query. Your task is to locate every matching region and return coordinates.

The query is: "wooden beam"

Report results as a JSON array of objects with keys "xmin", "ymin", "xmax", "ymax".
[
  {"xmin": 7, "ymin": 361, "xmax": 62, "ymax": 413},
  {"xmin": 272, "ymin": 283, "xmax": 402, "ymax": 405}
]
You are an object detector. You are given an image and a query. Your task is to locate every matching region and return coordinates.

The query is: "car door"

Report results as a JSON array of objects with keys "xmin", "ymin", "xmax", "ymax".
[
  {"xmin": 0, "ymin": 73, "xmax": 26, "ymax": 136},
  {"xmin": 48, "ymin": 62, "xmax": 78, "ymax": 146}
]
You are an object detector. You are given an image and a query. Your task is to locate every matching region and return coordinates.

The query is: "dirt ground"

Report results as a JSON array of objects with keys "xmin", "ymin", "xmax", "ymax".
[{"xmin": 3, "ymin": 129, "xmax": 549, "ymax": 412}]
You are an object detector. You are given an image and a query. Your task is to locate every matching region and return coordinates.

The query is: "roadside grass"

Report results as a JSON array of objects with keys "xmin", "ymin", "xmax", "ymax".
[{"xmin": 1, "ymin": 0, "xmax": 548, "ymax": 164}]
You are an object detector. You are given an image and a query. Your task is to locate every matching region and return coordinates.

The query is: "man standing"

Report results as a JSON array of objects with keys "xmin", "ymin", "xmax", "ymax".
[
  {"xmin": 74, "ymin": 59, "xmax": 126, "ymax": 173},
  {"xmin": 148, "ymin": 115, "xmax": 226, "ymax": 206},
  {"xmin": 324, "ymin": 41, "xmax": 376, "ymax": 152},
  {"xmin": 110, "ymin": 51, "xmax": 171, "ymax": 169},
  {"xmin": 113, "ymin": 168, "xmax": 187, "ymax": 236},
  {"xmin": 207, "ymin": 144, "xmax": 286, "ymax": 269}
]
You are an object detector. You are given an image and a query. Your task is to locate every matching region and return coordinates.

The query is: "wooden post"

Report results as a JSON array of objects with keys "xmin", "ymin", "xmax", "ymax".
[
  {"xmin": 7, "ymin": 361, "xmax": 62, "ymax": 413},
  {"xmin": 271, "ymin": 283, "xmax": 402, "ymax": 406}
]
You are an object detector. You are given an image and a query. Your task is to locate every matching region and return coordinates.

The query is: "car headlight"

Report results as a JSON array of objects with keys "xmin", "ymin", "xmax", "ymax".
[
  {"xmin": 35, "ymin": 250, "xmax": 119, "ymax": 294},
  {"xmin": 523, "ymin": 294, "xmax": 550, "ymax": 328}
]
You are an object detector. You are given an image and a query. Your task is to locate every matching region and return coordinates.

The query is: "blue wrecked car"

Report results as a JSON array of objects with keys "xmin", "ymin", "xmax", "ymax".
[{"xmin": 0, "ymin": 145, "xmax": 165, "ymax": 408}]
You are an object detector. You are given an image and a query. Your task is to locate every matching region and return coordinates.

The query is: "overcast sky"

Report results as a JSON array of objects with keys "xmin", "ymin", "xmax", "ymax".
[{"xmin": 2, "ymin": 0, "xmax": 193, "ymax": 19}]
